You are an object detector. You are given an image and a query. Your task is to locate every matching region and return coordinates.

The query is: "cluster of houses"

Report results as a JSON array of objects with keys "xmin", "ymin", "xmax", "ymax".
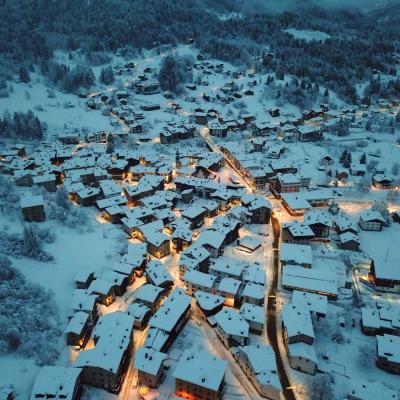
[{"xmin": 361, "ymin": 299, "xmax": 400, "ymax": 374}]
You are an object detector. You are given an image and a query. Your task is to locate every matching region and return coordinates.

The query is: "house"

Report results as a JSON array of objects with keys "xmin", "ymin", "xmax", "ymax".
[
  {"xmin": 145, "ymin": 260, "xmax": 173, "ymax": 289},
  {"xmin": 287, "ymin": 342, "xmax": 317, "ymax": 375},
  {"xmin": 148, "ymin": 288, "xmax": 191, "ymax": 351},
  {"xmin": 303, "ymin": 209, "xmax": 331, "ymax": 238},
  {"xmin": 297, "ymin": 126, "xmax": 322, "ymax": 142},
  {"xmin": 33, "ymin": 173, "xmax": 57, "ymax": 192},
  {"xmin": 65, "ymin": 311, "xmax": 92, "ymax": 347},
  {"xmin": 181, "ymin": 205, "xmax": 207, "ymax": 229},
  {"xmin": 347, "ymin": 379, "xmax": 398, "ymax": 400},
  {"xmin": 69, "ymin": 290, "xmax": 99, "ymax": 323},
  {"xmin": 217, "ymin": 277, "xmax": 241, "ymax": 307},
  {"xmin": 74, "ymin": 312, "xmax": 134, "ymax": 393},
  {"xmin": 281, "ymin": 222, "xmax": 315, "ymax": 243},
  {"xmin": 183, "ymin": 269, "xmax": 217, "ymax": 296},
  {"xmin": 20, "ymin": 195, "xmax": 45, "ymax": 222},
  {"xmin": 195, "ymin": 291, "xmax": 225, "ymax": 317},
  {"xmin": 361, "ymin": 303, "xmax": 400, "ymax": 336},
  {"xmin": 88, "ymin": 279, "xmax": 115, "ymax": 306},
  {"xmin": 282, "ymin": 265, "xmax": 338, "ymax": 299},
  {"xmin": 214, "ymin": 307, "xmax": 249, "ymax": 347},
  {"xmin": 335, "ymin": 214, "xmax": 359, "ymax": 235},
  {"xmin": 134, "ymin": 284, "xmax": 164, "ymax": 312},
  {"xmin": 376, "ymin": 334, "xmax": 400, "ymax": 374},
  {"xmin": 240, "ymin": 282, "xmax": 265, "ymax": 307},
  {"xmin": 30, "ymin": 367, "xmax": 82, "ymax": 400},
  {"xmin": 291, "ymin": 291, "xmax": 327, "ymax": 319},
  {"xmin": 239, "ymin": 303, "xmax": 264, "ymax": 334},
  {"xmin": 174, "ymin": 350, "xmax": 228, "ymax": 400},
  {"xmin": 282, "ymin": 304, "xmax": 315, "ymax": 345},
  {"xmin": 359, "ymin": 210, "xmax": 386, "ymax": 231},
  {"xmin": 368, "ymin": 261, "xmax": 400, "ymax": 293},
  {"xmin": 134, "ymin": 347, "xmax": 167, "ymax": 388},
  {"xmin": 280, "ymin": 243, "xmax": 313, "ymax": 268},
  {"xmin": 209, "ymin": 256, "xmax": 245, "ymax": 280},
  {"xmin": 233, "ymin": 345, "xmax": 282, "ymax": 400},
  {"xmin": 339, "ymin": 232, "xmax": 360, "ymax": 251},
  {"xmin": 146, "ymin": 231, "xmax": 170, "ymax": 259},
  {"xmin": 127, "ymin": 302, "xmax": 151, "ymax": 330}
]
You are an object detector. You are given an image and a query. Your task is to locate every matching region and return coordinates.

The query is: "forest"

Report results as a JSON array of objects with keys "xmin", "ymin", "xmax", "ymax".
[{"xmin": 0, "ymin": 0, "xmax": 399, "ymax": 102}]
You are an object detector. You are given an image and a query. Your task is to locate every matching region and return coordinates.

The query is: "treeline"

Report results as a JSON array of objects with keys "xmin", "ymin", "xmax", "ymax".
[
  {"xmin": 0, "ymin": 110, "xmax": 45, "ymax": 140},
  {"xmin": 41, "ymin": 62, "xmax": 95, "ymax": 93}
]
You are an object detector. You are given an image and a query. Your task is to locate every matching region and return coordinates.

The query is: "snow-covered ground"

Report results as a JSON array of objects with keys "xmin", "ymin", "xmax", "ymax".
[{"xmin": 285, "ymin": 28, "xmax": 331, "ymax": 42}]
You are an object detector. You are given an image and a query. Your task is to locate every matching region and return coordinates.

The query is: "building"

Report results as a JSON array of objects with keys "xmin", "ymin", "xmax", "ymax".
[
  {"xmin": 280, "ymin": 243, "xmax": 313, "ymax": 268},
  {"xmin": 30, "ymin": 367, "xmax": 82, "ymax": 400},
  {"xmin": 134, "ymin": 347, "xmax": 167, "ymax": 388},
  {"xmin": 195, "ymin": 291, "xmax": 225, "ymax": 317},
  {"xmin": 217, "ymin": 277, "xmax": 241, "ymax": 307},
  {"xmin": 183, "ymin": 269, "xmax": 217, "ymax": 296},
  {"xmin": 233, "ymin": 345, "xmax": 282, "ymax": 400},
  {"xmin": 239, "ymin": 303, "xmax": 264, "ymax": 334},
  {"xmin": 214, "ymin": 307, "xmax": 249, "ymax": 347},
  {"xmin": 65, "ymin": 311, "xmax": 92, "ymax": 347},
  {"xmin": 376, "ymin": 334, "xmax": 400, "ymax": 374},
  {"xmin": 361, "ymin": 303, "xmax": 400, "ymax": 336},
  {"xmin": 174, "ymin": 350, "xmax": 228, "ymax": 400},
  {"xmin": 368, "ymin": 261, "xmax": 400, "ymax": 293},
  {"xmin": 74, "ymin": 312, "xmax": 134, "ymax": 393},
  {"xmin": 347, "ymin": 379, "xmax": 398, "ymax": 400},
  {"xmin": 358, "ymin": 210, "xmax": 386, "ymax": 231},
  {"xmin": 339, "ymin": 232, "xmax": 360, "ymax": 252},
  {"xmin": 20, "ymin": 195, "xmax": 45, "ymax": 222},
  {"xmin": 287, "ymin": 342, "xmax": 317, "ymax": 375},
  {"xmin": 148, "ymin": 288, "xmax": 191, "ymax": 352},
  {"xmin": 282, "ymin": 304, "xmax": 315, "ymax": 345}
]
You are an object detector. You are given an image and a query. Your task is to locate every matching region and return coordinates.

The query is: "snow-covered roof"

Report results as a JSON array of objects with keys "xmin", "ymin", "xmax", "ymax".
[
  {"xmin": 288, "ymin": 342, "xmax": 317, "ymax": 364},
  {"xmin": 184, "ymin": 269, "xmax": 216, "ymax": 289},
  {"xmin": 65, "ymin": 311, "xmax": 90, "ymax": 335},
  {"xmin": 348, "ymin": 379, "xmax": 397, "ymax": 400},
  {"xmin": 75, "ymin": 312, "xmax": 134, "ymax": 373},
  {"xmin": 235, "ymin": 345, "xmax": 281, "ymax": 391},
  {"xmin": 20, "ymin": 194, "xmax": 44, "ymax": 209},
  {"xmin": 280, "ymin": 243, "xmax": 313, "ymax": 266},
  {"xmin": 241, "ymin": 282, "xmax": 265, "ymax": 300},
  {"xmin": 30, "ymin": 366, "xmax": 81, "ymax": 400},
  {"xmin": 282, "ymin": 265, "xmax": 338, "ymax": 297},
  {"xmin": 218, "ymin": 277, "xmax": 241, "ymax": 295},
  {"xmin": 209, "ymin": 256, "xmax": 246, "ymax": 279},
  {"xmin": 146, "ymin": 260, "xmax": 173, "ymax": 287},
  {"xmin": 127, "ymin": 302, "xmax": 150, "ymax": 321},
  {"xmin": 134, "ymin": 284, "xmax": 164, "ymax": 304},
  {"xmin": 292, "ymin": 291, "xmax": 328, "ymax": 316},
  {"xmin": 359, "ymin": 209, "xmax": 386, "ymax": 224},
  {"xmin": 149, "ymin": 288, "xmax": 191, "ymax": 333},
  {"xmin": 215, "ymin": 307, "xmax": 249, "ymax": 337},
  {"xmin": 195, "ymin": 291, "xmax": 225, "ymax": 311},
  {"xmin": 239, "ymin": 303, "xmax": 264, "ymax": 325},
  {"xmin": 377, "ymin": 334, "xmax": 400, "ymax": 363},
  {"xmin": 282, "ymin": 303, "xmax": 315, "ymax": 340},
  {"xmin": 134, "ymin": 347, "xmax": 166, "ymax": 375},
  {"xmin": 173, "ymin": 350, "xmax": 228, "ymax": 391}
]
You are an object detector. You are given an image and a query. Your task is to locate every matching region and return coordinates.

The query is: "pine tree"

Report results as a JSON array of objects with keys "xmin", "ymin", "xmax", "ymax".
[
  {"xmin": 99, "ymin": 66, "xmax": 115, "ymax": 85},
  {"xmin": 360, "ymin": 153, "xmax": 367, "ymax": 164},
  {"xmin": 19, "ymin": 67, "xmax": 30, "ymax": 83}
]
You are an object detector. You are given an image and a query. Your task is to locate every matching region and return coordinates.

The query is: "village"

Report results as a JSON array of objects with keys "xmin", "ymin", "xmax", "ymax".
[{"xmin": 1, "ymin": 46, "xmax": 400, "ymax": 400}]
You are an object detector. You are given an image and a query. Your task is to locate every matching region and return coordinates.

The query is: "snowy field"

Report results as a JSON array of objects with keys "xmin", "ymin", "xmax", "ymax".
[{"xmin": 285, "ymin": 29, "xmax": 331, "ymax": 42}]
